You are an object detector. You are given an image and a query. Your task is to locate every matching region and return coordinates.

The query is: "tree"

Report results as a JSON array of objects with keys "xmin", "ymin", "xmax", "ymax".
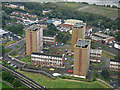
[
  {"xmin": 2, "ymin": 71, "xmax": 14, "ymax": 83},
  {"xmin": 101, "ymin": 69, "xmax": 109, "ymax": 80},
  {"xmin": 13, "ymin": 79, "xmax": 22, "ymax": 87}
]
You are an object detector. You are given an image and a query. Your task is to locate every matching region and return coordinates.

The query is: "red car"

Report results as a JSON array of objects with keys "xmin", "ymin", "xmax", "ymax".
[
  {"xmin": 2, "ymin": 58, "xmax": 5, "ymax": 60},
  {"xmin": 68, "ymin": 70, "xmax": 73, "ymax": 73}
]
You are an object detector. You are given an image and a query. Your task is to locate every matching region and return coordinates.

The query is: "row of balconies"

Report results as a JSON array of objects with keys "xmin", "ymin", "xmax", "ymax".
[
  {"xmin": 32, "ymin": 60, "xmax": 62, "ymax": 65},
  {"xmin": 31, "ymin": 55, "xmax": 62, "ymax": 60},
  {"xmin": 32, "ymin": 58, "xmax": 62, "ymax": 62}
]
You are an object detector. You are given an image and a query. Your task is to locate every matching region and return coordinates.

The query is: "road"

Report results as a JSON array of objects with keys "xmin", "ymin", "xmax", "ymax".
[
  {"xmin": 1, "ymin": 64, "xmax": 46, "ymax": 89},
  {"xmin": 92, "ymin": 41, "xmax": 118, "ymax": 56}
]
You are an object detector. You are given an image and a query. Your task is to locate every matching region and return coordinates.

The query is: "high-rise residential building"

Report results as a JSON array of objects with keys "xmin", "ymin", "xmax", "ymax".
[
  {"xmin": 73, "ymin": 39, "xmax": 91, "ymax": 78},
  {"xmin": 71, "ymin": 22, "xmax": 86, "ymax": 51},
  {"xmin": 26, "ymin": 24, "xmax": 43, "ymax": 55}
]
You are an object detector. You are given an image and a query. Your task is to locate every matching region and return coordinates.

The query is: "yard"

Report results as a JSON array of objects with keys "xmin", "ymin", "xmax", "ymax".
[{"xmin": 18, "ymin": 70, "xmax": 110, "ymax": 88}]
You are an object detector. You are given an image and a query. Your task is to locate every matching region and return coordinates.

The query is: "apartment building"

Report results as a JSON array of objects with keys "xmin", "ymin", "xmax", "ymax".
[
  {"xmin": 31, "ymin": 52, "xmax": 65, "ymax": 68},
  {"xmin": 43, "ymin": 36, "xmax": 56, "ymax": 44},
  {"xmin": 26, "ymin": 24, "xmax": 43, "ymax": 55},
  {"xmin": 74, "ymin": 39, "xmax": 91, "ymax": 78},
  {"xmin": 90, "ymin": 49, "xmax": 102, "ymax": 62},
  {"xmin": 109, "ymin": 59, "xmax": 120, "ymax": 72},
  {"xmin": 71, "ymin": 22, "xmax": 86, "ymax": 51}
]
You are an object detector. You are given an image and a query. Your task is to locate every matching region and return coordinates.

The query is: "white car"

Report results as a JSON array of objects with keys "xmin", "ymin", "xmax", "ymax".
[
  {"xmin": 10, "ymin": 63, "xmax": 14, "ymax": 67},
  {"xmin": 65, "ymin": 58, "xmax": 67, "ymax": 60},
  {"xmin": 14, "ymin": 65, "xmax": 18, "ymax": 68},
  {"xmin": 8, "ymin": 61, "xmax": 11, "ymax": 64},
  {"xmin": 0, "ymin": 57, "xmax": 3, "ymax": 59}
]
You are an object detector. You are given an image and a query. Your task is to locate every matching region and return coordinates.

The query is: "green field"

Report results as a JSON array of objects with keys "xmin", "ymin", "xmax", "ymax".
[
  {"xmin": 78, "ymin": 5, "xmax": 118, "ymax": 19},
  {"xmin": 55, "ymin": 2, "xmax": 118, "ymax": 19},
  {"xmin": 17, "ymin": 70, "xmax": 110, "ymax": 88}
]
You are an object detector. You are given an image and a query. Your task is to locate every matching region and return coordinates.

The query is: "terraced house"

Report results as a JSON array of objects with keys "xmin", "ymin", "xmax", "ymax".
[{"xmin": 31, "ymin": 52, "xmax": 65, "ymax": 68}]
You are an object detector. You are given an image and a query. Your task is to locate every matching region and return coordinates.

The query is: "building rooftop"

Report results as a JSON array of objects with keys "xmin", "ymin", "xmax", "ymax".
[
  {"xmin": 73, "ymin": 23, "xmax": 84, "ymax": 28},
  {"xmin": 110, "ymin": 59, "xmax": 120, "ymax": 63},
  {"xmin": 90, "ymin": 49, "xmax": 102, "ymax": 54},
  {"xmin": 27, "ymin": 24, "xmax": 41, "ymax": 31},
  {"xmin": 75, "ymin": 39, "xmax": 89, "ymax": 48},
  {"xmin": 32, "ymin": 52, "xmax": 64, "ymax": 58},
  {"xmin": 64, "ymin": 19, "xmax": 83, "ymax": 25},
  {"xmin": 94, "ymin": 32, "xmax": 114, "ymax": 39}
]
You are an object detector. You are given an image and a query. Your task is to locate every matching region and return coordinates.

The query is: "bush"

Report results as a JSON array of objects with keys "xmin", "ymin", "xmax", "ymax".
[
  {"xmin": 2, "ymin": 71, "xmax": 14, "ymax": 83},
  {"xmin": 13, "ymin": 79, "xmax": 22, "ymax": 87}
]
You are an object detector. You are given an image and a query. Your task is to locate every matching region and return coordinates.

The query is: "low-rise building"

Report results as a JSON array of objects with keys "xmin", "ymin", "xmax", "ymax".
[
  {"xmin": 31, "ymin": 52, "xmax": 65, "ymax": 68},
  {"xmin": 109, "ymin": 59, "xmax": 120, "ymax": 72},
  {"xmin": 42, "ymin": 10, "xmax": 52, "ymax": 15},
  {"xmin": 43, "ymin": 36, "xmax": 56, "ymax": 44},
  {"xmin": 90, "ymin": 32, "xmax": 115, "ymax": 44},
  {"xmin": 90, "ymin": 49, "xmax": 102, "ymax": 62},
  {"xmin": 5, "ymin": 3, "xmax": 24, "ymax": 10}
]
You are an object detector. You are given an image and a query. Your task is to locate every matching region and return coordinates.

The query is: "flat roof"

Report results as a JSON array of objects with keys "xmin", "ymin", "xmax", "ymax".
[
  {"xmin": 75, "ymin": 39, "xmax": 89, "ymax": 48},
  {"xmin": 90, "ymin": 49, "xmax": 102, "ymax": 54},
  {"xmin": 94, "ymin": 32, "xmax": 114, "ymax": 38},
  {"xmin": 32, "ymin": 52, "xmax": 63, "ymax": 58},
  {"xmin": 110, "ymin": 59, "xmax": 120, "ymax": 63},
  {"xmin": 64, "ymin": 19, "xmax": 83, "ymax": 25},
  {"xmin": 27, "ymin": 24, "xmax": 41, "ymax": 31}
]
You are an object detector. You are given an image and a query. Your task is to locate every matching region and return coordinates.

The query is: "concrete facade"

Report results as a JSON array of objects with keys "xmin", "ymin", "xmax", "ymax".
[
  {"xmin": 71, "ymin": 23, "xmax": 86, "ymax": 51},
  {"xmin": 73, "ymin": 39, "xmax": 91, "ymax": 78},
  {"xmin": 26, "ymin": 25, "xmax": 43, "ymax": 55}
]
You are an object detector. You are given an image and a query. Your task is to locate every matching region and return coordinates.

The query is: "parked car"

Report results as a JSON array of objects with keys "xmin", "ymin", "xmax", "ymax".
[
  {"xmin": 68, "ymin": 70, "xmax": 73, "ymax": 73},
  {"xmin": 10, "ymin": 63, "xmax": 14, "ymax": 67},
  {"xmin": 14, "ymin": 65, "xmax": 18, "ymax": 68},
  {"xmin": 49, "ymin": 68, "xmax": 54, "ymax": 71},
  {"xmin": 8, "ymin": 61, "xmax": 11, "ymax": 64}
]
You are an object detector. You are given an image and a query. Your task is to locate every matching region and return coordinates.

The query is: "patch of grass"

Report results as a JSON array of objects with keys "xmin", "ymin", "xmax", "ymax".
[
  {"xmin": 16, "ymin": 46, "xmax": 20, "ymax": 49},
  {"xmin": 102, "ymin": 51, "xmax": 115, "ymax": 59},
  {"xmin": 21, "ymin": 56, "xmax": 31, "ymax": 63},
  {"xmin": 2, "ymin": 48, "xmax": 12, "ymax": 53},
  {"xmin": 17, "ymin": 70, "xmax": 110, "ymax": 88},
  {"xmin": 1, "ymin": 82, "xmax": 12, "ymax": 89},
  {"xmin": 77, "ymin": 4, "xmax": 118, "ymax": 19},
  {"xmin": 4, "ymin": 41, "xmax": 16, "ymax": 46}
]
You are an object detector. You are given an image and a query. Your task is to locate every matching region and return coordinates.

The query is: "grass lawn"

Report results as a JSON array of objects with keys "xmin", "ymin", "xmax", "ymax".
[
  {"xmin": 21, "ymin": 55, "xmax": 31, "ymax": 63},
  {"xmin": 16, "ymin": 46, "xmax": 20, "ymax": 49},
  {"xmin": 2, "ymin": 48, "xmax": 12, "ymax": 53},
  {"xmin": 77, "ymin": 4, "xmax": 118, "ymax": 19},
  {"xmin": 55, "ymin": 2, "xmax": 118, "ymax": 19},
  {"xmin": 0, "ymin": 81, "xmax": 12, "ymax": 89},
  {"xmin": 4, "ymin": 41, "xmax": 16, "ymax": 46},
  {"xmin": 102, "ymin": 51, "xmax": 115, "ymax": 59},
  {"xmin": 17, "ymin": 70, "xmax": 110, "ymax": 88},
  {"xmin": 56, "ymin": 2, "xmax": 85, "ymax": 10}
]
